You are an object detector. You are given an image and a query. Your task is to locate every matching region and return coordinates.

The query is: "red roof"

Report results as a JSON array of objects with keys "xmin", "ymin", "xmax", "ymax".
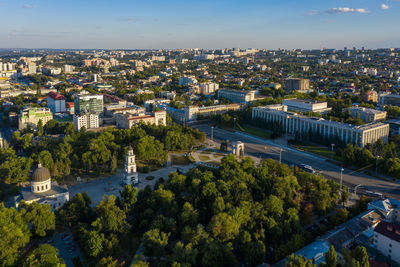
[
  {"xmin": 66, "ymin": 102, "xmax": 74, "ymax": 108},
  {"xmin": 48, "ymin": 91, "xmax": 66, "ymax": 101}
]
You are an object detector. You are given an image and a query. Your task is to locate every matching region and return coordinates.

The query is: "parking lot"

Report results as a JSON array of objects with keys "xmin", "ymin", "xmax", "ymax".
[{"xmin": 51, "ymin": 231, "xmax": 82, "ymax": 267}]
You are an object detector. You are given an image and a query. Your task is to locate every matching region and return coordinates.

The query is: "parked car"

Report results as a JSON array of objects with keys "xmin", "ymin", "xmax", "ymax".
[{"xmin": 62, "ymin": 234, "xmax": 70, "ymax": 241}]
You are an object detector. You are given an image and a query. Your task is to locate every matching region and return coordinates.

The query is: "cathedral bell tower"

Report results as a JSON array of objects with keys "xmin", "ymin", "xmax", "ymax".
[{"xmin": 123, "ymin": 145, "xmax": 138, "ymax": 185}]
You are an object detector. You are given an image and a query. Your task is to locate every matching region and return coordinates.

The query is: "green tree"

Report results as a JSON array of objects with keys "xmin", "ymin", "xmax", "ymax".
[
  {"xmin": 209, "ymin": 212, "xmax": 240, "ymax": 242},
  {"xmin": 0, "ymin": 204, "xmax": 31, "ymax": 266},
  {"xmin": 37, "ymin": 119, "xmax": 44, "ymax": 137},
  {"xmin": 20, "ymin": 202, "xmax": 55, "ymax": 237},
  {"xmin": 354, "ymin": 246, "xmax": 369, "ymax": 267},
  {"xmin": 142, "ymin": 228, "xmax": 170, "ymax": 258},
  {"xmin": 92, "ymin": 195, "xmax": 127, "ymax": 233},
  {"xmin": 116, "ymin": 184, "xmax": 138, "ymax": 215},
  {"xmin": 325, "ymin": 245, "xmax": 338, "ymax": 267},
  {"xmin": 23, "ymin": 244, "xmax": 65, "ymax": 267},
  {"xmin": 285, "ymin": 254, "xmax": 316, "ymax": 267}
]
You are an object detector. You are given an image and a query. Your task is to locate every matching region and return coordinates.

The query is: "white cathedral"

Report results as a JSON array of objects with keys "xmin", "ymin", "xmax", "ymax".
[{"xmin": 123, "ymin": 145, "xmax": 139, "ymax": 185}]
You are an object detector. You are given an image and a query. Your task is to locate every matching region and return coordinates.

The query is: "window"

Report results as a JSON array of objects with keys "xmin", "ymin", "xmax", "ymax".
[
  {"xmin": 389, "ymin": 249, "xmax": 392, "ymax": 253},
  {"xmin": 37, "ymin": 186, "xmax": 39, "ymax": 191},
  {"xmin": 389, "ymin": 244, "xmax": 392, "ymax": 247},
  {"xmin": 41, "ymin": 186, "xmax": 44, "ymax": 190},
  {"xmin": 45, "ymin": 184, "xmax": 48, "ymax": 189}
]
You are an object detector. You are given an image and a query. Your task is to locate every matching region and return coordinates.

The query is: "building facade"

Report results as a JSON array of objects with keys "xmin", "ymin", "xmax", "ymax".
[
  {"xmin": 373, "ymin": 221, "xmax": 400, "ymax": 264},
  {"xmin": 284, "ymin": 78, "xmax": 310, "ymax": 92},
  {"xmin": 282, "ymin": 98, "xmax": 331, "ymax": 114},
  {"xmin": 197, "ymin": 82, "xmax": 219, "ymax": 95},
  {"xmin": 252, "ymin": 105, "xmax": 389, "ymax": 147},
  {"xmin": 74, "ymin": 94, "xmax": 104, "ymax": 115},
  {"xmin": 348, "ymin": 107, "xmax": 387, "ymax": 122},
  {"xmin": 179, "ymin": 75, "xmax": 198, "ymax": 86},
  {"xmin": 116, "ymin": 111, "xmax": 166, "ymax": 129},
  {"xmin": 73, "ymin": 112, "xmax": 99, "ymax": 131},
  {"xmin": 18, "ymin": 107, "xmax": 53, "ymax": 130},
  {"xmin": 47, "ymin": 91, "xmax": 66, "ymax": 113},
  {"xmin": 14, "ymin": 163, "xmax": 69, "ymax": 210},
  {"xmin": 217, "ymin": 89, "xmax": 255, "ymax": 104}
]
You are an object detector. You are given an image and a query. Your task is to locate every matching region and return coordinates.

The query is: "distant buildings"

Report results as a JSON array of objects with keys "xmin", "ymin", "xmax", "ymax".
[
  {"xmin": 18, "ymin": 107, "xmax": 53, "ymax": 130},
  {"xmin": 64, "ymin": 64, "xmax": 74, "ymax": 73},
  {"xmin": 74, "ymin": 94, "xmax": 104, "ymax": 115},
  {"xmin": 47, "ymin": 91, "xmax": 66, "ymax": 114},
  {"xmin": 217, "ymin": 89, "xmax": 255, "ymax": 104},
  {"xmin": 284, "ymin": 78, "xmax": 310, "ymax": 92},
  {"xmin": 116, "ymin": 111, "xmax": 166, "ymax": 129},
  {"xmin": 179, "ymin": 75, "xmax": 198, "ymax": 86},
  {"xmin": 348, "ymin": 107, "xmax": 387, "ymax": 122},
  {"xmin": 196, "ymin": 82, "xmax": 219, "ymax": 95},
  {"xmin": 364, "ymin": 90, "xmax": 378, "ymax": 102},
  {"xmin": 66, "ymin": 102, "xmax": 74, "ymax": 115},
  {"xmin": 252, "ymin": 104, "xmax": 389, "ymax": 147},
  {"xmin": 73, "ymin": 112, "xmax": 99, "ymax": 131},
  {"xmin": 282, "ymin": 98, "xmax": 331, "ymax": 114}
]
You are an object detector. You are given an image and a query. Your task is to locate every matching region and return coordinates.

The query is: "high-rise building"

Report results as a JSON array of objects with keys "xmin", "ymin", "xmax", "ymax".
[
  {"xmin": 74, "ymin": 94, "xmax": 104, "ymax": 115},
  {"xmin": 73, "ymin": 112, "xmax": 99, "ymax": 131},
  {"xmin": 47, "ymin": 91, "xmax": 66, "ymax": 114},
  {"xmin": 284, "ymin": 78, "xmax": 310, "ymax": 92},
  {"xmin": 123, "ymin": 145, "xmax": 138, "ymax": 185},
  {"xmin": 197, "ymin": 82, "xmax": 219, "ymax": 95}
]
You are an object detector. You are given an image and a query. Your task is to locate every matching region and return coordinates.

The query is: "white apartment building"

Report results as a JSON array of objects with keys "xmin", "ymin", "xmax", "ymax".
[
  {"xmin": 73, "ymin": 112, "xmax": 99, "ymax": 131},
  {"xmin": 179, "ymin": 75, "xmax": 198, "ymax": 86},
  {"xmin": 217, "ymin": 89, "xmax": 255, "ymax": 104},
  {"xmin": 197, "ymin": 82, "xmax": 219, "ymax": 95},
  {"xmin": 64, "ymin": 65, "xmax": 74, "ymax": 73},
  {"xmin": 116, "ymin": 111, "xmax": 166, "ymax": 129},
  {"xmin": 282, "ymin": 98, "xmax": 331, "ymax": 114},
  {"xmin": 373, "ymin": 221, "xmax": 400, "ymax": 264},
  {"xmin": 348, "ymin": 107, "xmax": 387, "ymax": 122},
  {"xmin": 252, "ymin": 105, "xmax": 389, "ymax": 147}
]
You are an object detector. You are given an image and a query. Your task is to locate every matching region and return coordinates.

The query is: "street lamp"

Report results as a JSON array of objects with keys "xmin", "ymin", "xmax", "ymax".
[
  {"xmin": 340, "ymin": 168, "xmax": 344, "ymax": 191},
  {"xmin": 211, "ymin": 126, "xmax": 214, "ymax": 142},
  {"xmin": 331, "ymin": 143, "xmax": 335, "ymax": 160},
  {"xmin": 233, "ymin": 117, "xmax": 236, "ymax": 130},
  {"xmin": 279, "ymin": 148, "xmax": 283, "ymax": 164},
  {"xmin": 376, "ymin": 155, "xmax": 379, "ymax": 174}
]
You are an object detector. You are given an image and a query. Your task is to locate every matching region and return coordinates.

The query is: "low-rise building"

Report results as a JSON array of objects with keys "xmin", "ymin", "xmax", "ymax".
[
  {"xmin": 116, "ymin": 111, "xmax": 166, "ymax": 129},
  {"xmin": 73, "ymin": 112, "xmax": 99, "ymax": 131},
  {"xmin": 217, "ymin": 89, "xmax": 255, "ymax": 104},
  {"xmin": 364, "ymin": 90, "xmax": 378, "ymax": 102},
  {"xmin": 252, "ymin": 105, "xmax": 389, "ymax": 147},
  {"xmin": 282, "ymin": 98, "xmax": 331, "ymax": 114},
  {"xmin": 348, "ymin": 107, "xmax": 387, "ymax": 122},
  {"xmin": 66, "ymin": 102, "xmax": 74, "ymax": 115},
  {"xmin": 18, "ymin": 107, "xmax": 53, "ymax": 130}
]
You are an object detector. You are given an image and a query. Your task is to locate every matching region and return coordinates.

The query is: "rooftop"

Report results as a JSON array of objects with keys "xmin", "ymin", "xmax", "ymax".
[
  {"xmin": 374, "ymin": 221, "xmax": 400, "ymax": 243},
  {"xmin": 20, "ymin": 182, "xmax": 68, "ymax": 202},
  {"xmin": 48, "ymin": 91, "xmax": 65, "ymax": 101}
]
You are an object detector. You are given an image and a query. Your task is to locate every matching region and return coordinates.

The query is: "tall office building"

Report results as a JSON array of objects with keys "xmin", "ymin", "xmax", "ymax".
[{"xmin": 74, "ymin": 94, "xmax": 104, "ymax": 115}]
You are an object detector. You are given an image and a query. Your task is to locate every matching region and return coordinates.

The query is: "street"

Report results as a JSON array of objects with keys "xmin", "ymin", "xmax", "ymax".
[{"xmin": 193, "ymin": 124, "xmax": 400, "ymax": 198}]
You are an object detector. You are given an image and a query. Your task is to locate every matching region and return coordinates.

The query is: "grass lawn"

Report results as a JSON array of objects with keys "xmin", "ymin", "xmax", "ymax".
[
  {"xmin": 238, "ymin": 125, "xmax": 271, "ymax": 139},
  {"xmin": 199, "ymin": 155, "xmax": 211, "ymax": 161},
  {"xmin": 293, "ymin": 145, "xmax": 341, "ymax": 160},
  {"xmin": 171, "ymin": 155, "xmax": 190, "ymax": 165}
]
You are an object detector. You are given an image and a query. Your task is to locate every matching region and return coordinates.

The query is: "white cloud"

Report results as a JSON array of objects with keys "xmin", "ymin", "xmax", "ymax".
[
  {"xmin": 326, "ymin": 7, "xmax": 370, "ymax": 14},
  {"xmin": 381, "ymin": 3, "xmax": 390, "ymax": 10}
]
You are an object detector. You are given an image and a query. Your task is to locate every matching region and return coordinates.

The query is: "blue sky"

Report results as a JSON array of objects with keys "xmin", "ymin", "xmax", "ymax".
[{"xmin": 0, "ymin": 0, "xmax": 399, "ymax": 49}]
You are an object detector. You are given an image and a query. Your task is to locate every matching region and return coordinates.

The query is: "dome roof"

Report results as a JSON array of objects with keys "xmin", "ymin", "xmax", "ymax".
[{"xmin": 32, "ymin": 163, "xmax": 51, "ymax": 182}]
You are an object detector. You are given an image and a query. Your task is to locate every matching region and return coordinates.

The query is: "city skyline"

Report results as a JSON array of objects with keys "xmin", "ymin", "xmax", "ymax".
[{"xmin": 0, "ymin": 0, "xmax": 400, "ymax": 49}]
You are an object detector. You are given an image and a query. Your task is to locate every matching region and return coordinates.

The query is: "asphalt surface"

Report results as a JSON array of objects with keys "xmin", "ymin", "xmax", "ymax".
[{"xmin": 193, "ymin": 124, "xmax": 400, "ymax": 198}]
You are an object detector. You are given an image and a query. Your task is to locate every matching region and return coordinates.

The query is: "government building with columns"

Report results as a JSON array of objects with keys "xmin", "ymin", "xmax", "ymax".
[{"xmin": 252, "ymin": 105, "xmax": 389, "ymax": 148}]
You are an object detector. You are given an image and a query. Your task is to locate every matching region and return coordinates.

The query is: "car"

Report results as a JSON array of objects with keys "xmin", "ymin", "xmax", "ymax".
[
  {"xmin": 65, "ymin": 240, "xmax": 72, "ymax": 245},
  {"xmin": 62, "ymin": 234, "xmax": 70, "ymax": 240}
]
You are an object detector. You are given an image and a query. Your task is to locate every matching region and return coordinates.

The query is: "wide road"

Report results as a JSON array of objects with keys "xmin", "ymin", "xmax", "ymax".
[{"xmin": 193, "ymin": 124, "xmax": 400, "ymax": 198}]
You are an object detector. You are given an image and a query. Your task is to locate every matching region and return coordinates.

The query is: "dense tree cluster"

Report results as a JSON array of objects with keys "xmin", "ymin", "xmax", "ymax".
[
  {"xmin": 128, "ymin": 155, "xmax": 341, "ymax": 266},
  {"xmin": 3, "ymin": 121, "xmax": 205, "ymax": 184},
  {"xmin": 0, "ymin": 202, "xmax": 60, "ymax": 266}
]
